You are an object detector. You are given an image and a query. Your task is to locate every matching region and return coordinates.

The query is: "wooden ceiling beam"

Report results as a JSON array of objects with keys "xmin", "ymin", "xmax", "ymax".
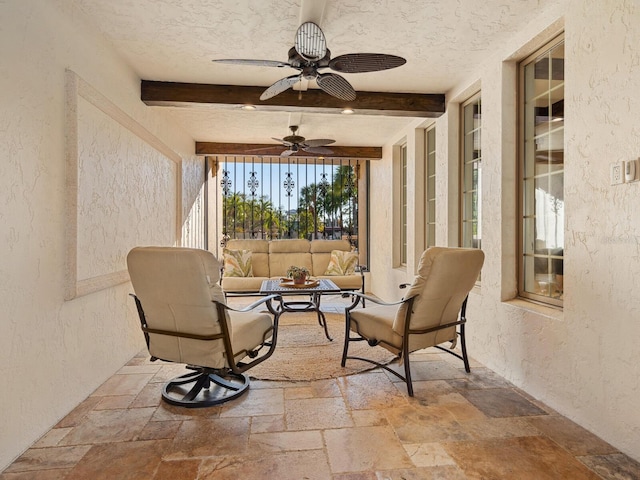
[
  {"xmin": 142, "ymin": 81, "xmax": 445, "ymax": 118},
  {"xmin": 196, "ymin": 142, "xmax": 382, "ymax": 159}
]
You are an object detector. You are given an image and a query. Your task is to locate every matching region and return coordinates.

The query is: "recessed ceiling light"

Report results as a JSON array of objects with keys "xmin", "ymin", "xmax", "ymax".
[
  {"xmin": 341, "ymin": 108, "xmax": 354, "ymax": 114},
  {"xmin": 241, "ymin": 105, "xmax": 256, "ymax": 110}
]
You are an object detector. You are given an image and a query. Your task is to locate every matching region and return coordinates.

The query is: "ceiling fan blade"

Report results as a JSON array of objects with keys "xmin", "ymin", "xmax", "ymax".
[
  {"xmin": 316, "ymin": 73, "xmax": 357, "ymax": 101},
  {"xmin": 304, "ymin": 138, "xmax": 336, "ymax": 147},
  {"xmin": 212, "ymin": 59, "xmax": 290, "ymax": 68},
  {"xmin": 281, "ymin": 149, "xmax": 295, "ymax": 157},
  {"xmin": 295, "ymin": 22, "xmax": 327, "ymax": 61},
  {"xmin": 260, "ymin": 74, "xmax": 302, "ymax": 100},
  {"xmin": 302, "ymin": 146, "xmax": 333, "ymax": 155},
  {"xmin": 329, "ymin": 53, "xmax": 406, "ymax": 73}
]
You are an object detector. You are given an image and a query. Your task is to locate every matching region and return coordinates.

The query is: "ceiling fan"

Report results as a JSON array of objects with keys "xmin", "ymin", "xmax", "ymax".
[
  {"xmin": 272, "ymin": 125, "xmax": 335, "ymax": 157},
  {"xmin": 212, "ymin": 21, "xmax": 406, "ymax": 102}
]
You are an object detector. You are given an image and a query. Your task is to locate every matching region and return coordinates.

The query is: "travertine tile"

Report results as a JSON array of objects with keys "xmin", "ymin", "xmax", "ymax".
[
  {"xmin": 136, "ymin": 420, "xmax": 182, "ymax": 441},
  {"xmin": 385, "ymin": 360, "xmax": 468, "ymax": 382},
  {"xmin": 459, "ymin": 388, "xmax": 547, "ymax": 418},
  {"xmin": 578, "ymin": 453, "xmax": 640, "ymax": 480},
  {"xmin": 351, "ymin": 409, "xmax": 388, "ymax": 427},
  {"xmin": 91, "ymin": 373, "xmax": 155, "ymax": 397},
  {"xmin": 130, "ymin": 382, "xmax": 163, "ymax": 408},
  {"xmin": 462, "ymin": 416, "xmax": 540, "ymax": 440},
  {"xmin": 219, "ymin": 387, "xmax": 284, "ymax": 417},
  {"xmin": 324, "ymin": 426, "xmax": 414, "ymax": 473},
  {"xmin": 402, "ymin": 442, "xmax": 457, "ymax": 467},
  {"xmin": 54, "ymin": 396, "xmax": 102, "ymax": 428},
  {"xmin": 58, "ymin": 407, "xmax": 156, "ymax": 445},
  {"xmin": 285, "ymin": 397, "xmax": 353, "ymax": 430},
  {"xmin": 198, "ymin": 450, "xmax": 332, "ymax": 479},
  {"xmin": 373, "ymin": 465, "xmax": 468, "ymax": 479},
  {"xmin": 152, "ymin": 459, "xmax": 201, "ymax": 480},
  {"xmin": 527, "ymin": 415, "xmax": 618, "ymax": 456},
  {"xmin": 0, "ymin": 469, "xmax": 73, "ymax": 479},
  {"xmin": 284, "ymin": 379, "xmax": 341, "ymax": 399},
  {"xmin": 384, "ymin": 404, "xmax": 472, "ymax": 443},
  {"xmin": 250, "ymin": 414, "xmax": 286, "ymax": 433},
  {"xmin": 164, "ymin": 417, "xmax": 250, "ymax": 459},
  {"xmin": 338, "ymin": 372, "xmax": 409, "ymax": 410},
  {"xmin": 150, "ymin": 400, "xmax": 221, "ymax": 421},
  {"xmin": 94, "ymin": 394, "xmax": 135, "ymax": 410},
  {"xmin": 65, "ymin": 440, "xmax": 171, "ymax": 480},
  {"xmin": 443, "ymin": 436, "xmax": 602, "ymax": 479},
  {"xmin": 3, "ymin": 446, "xmax": 91, "ymax": 473},
  {"xmin": 249, "ymin": 430, "xmax": 323, "ymax": 452},
  {"xmin": 32, "ymin": 427, "xmax": 73, "ymax": 448}
]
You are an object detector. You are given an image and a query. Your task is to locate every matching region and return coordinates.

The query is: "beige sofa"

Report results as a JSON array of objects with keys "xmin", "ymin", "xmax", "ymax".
[{"xmin": 220, "ymin": 238, "xmax": 365, "ymax": 294}]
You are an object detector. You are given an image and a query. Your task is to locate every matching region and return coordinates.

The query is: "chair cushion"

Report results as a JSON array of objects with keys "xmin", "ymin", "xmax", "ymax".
[
  {"xmin": 228, "ymin": 310, "xmax": 274, "ymax": 362},
  {"xmin": 223, "ymin": 249, "xmax": 253, "ymax": 277},
  {"xmin": 350, "ymin": 305, "xmax": 403, "ymax": 355},
  {"xmin": 324, "ymin": 250, "xmax": 358, "ymax": 275},
  {"xmin": 394, "ymin": 247, "xmax": 484, "ymax": 337}
]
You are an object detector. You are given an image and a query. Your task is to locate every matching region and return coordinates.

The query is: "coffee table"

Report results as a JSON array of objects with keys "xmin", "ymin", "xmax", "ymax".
[{"xmin": 259, "ymin": 278, "xmax": 341, "ymax": 341}]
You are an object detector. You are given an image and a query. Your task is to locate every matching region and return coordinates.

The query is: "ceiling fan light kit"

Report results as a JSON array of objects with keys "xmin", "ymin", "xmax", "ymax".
[{"xmin": 213, "ymin": 21, "xmax": 406, "ymax": 102}]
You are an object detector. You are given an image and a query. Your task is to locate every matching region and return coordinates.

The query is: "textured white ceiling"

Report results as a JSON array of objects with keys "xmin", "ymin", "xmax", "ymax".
[{"xmin": 69, "ymin": 0, "xmax": 562, "ymax": 146}]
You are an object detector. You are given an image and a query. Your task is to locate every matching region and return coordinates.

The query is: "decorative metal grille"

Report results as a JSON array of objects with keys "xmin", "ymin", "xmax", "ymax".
[{"xmin": 218, "ymin": 157, "xmax": 360, "ymax": 249}]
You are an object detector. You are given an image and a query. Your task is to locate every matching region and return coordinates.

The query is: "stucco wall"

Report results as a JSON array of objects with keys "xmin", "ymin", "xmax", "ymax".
[
  {"xmin": 369, "ymin": 0, "xmax": 640, "ymax": 461},
  {"xmin": 0, "ymin": 1, "xmax": 202, "ymax": 470}
]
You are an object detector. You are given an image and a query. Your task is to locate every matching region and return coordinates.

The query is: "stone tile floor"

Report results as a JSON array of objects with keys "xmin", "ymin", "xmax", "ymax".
[{"xmin": 2, "ymin": 296, "xmax": 640, "ymax": 479}]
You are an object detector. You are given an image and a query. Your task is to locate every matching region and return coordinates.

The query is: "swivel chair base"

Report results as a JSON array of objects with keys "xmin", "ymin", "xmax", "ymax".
[{"xmin": 162, "ymin": 367, "xmax": 249, "ymax": 408}]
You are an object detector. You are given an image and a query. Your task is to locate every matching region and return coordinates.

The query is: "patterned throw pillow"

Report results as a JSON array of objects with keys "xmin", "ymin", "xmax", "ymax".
[
  {"xmin": 222, "ymin": 249, "xmax": 253, "ymax": 277},
  {"xmin": 324, "ymin": 250, "xmax": 358, "ymax": 276}
]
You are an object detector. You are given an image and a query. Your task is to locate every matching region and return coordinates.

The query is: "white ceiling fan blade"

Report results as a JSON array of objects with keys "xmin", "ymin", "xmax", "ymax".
[
  {"xmin": 304, "ymin": 138, "xmax": 335, "ymax": 147},
  {"xmin": 295, "ymin": 22, "xmax": 327, "ymax": 61},
  {"xmin": 212, "ymin": 59, "xmax": 290, "ymax": 68},
  {"xmin": 328, "ymin": 53, "xmax": 406, "ymax": 73},
  {"xmin": 260, "ymin": 75, "xmax": 302, "ymax": 100},
  {"xmin": 316, "ymin": 73, "xmax": 356, "ymax": 101}
]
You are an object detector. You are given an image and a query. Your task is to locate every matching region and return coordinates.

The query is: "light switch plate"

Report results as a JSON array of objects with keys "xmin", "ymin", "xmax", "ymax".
[{"xmin": 611, "ymin": 161, "xmax": 625, "ymax": 185}]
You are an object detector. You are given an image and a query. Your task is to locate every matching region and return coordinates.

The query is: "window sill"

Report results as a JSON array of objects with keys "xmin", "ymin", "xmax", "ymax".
[{"xmin": 502, "ymin": 297, "xmax": 563, "ymax": 321}]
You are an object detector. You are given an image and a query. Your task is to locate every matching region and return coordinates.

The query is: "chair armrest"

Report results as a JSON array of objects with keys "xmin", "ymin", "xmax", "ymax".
[
  {"xmin": 214, "ymin": 294, "xmax": 281, "ymax": 313},
  {"xmin": 345, "ymin": 292, "xmax": 409, "ymax": 312}
]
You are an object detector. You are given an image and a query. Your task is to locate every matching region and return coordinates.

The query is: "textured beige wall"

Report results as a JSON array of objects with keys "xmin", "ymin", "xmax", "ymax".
[
  {"xmin": 369, "ymin": 0, "xmax": 640, "ymax": 461},
  {"xmin": 0, "ymin": 1, "xmax": 201, "ymax": 470}
]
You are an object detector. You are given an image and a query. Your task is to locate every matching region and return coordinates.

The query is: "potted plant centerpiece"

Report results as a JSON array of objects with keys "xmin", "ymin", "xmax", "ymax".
[{"xmin": 287, "ymin": 265, "xmax": 310, "ymax": 285}]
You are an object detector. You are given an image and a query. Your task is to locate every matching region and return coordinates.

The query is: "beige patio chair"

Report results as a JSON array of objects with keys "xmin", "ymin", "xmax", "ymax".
[
  {"xmin": 341, "ymin": 247, "xmax": 484, "ymax": 396},
  {"xmin": 127, "ymin": 246, "xmax": 280, "ymax": 408}
]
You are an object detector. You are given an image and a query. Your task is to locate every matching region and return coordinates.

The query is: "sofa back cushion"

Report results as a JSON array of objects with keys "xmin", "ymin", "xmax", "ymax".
[
  {"xmin": 310, "ymin": 239, "xmax": 353, "ymax": 276},
  {"xmin": 225, "ymin": 239, "xmax": 270, "ymax": 277},
  {"xmin": 269, "ymin": 239, "xmax": 312, "ymax": 277}
]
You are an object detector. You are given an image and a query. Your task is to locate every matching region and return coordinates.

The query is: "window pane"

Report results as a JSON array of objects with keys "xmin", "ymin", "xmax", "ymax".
[
  {"xmin": 520, "ymin": 37, "xmax": 564, "ymax": 304},
  {"xmin": 461, "ymin": 95, "xmax": 482, "ymax": 281}
]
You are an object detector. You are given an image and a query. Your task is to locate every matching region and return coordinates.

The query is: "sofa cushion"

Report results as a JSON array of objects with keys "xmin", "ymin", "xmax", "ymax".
[
  {"xmin": 267, "ymin": 239, "xmax": 311, "ymax": 277},
  {"xmin": 222, "ymin": 248, "xmax": 253, "ymax": 277},
  {"xmin": 221, "ymin": 276, "xmax": 270, "ymax": 293},
  {"xmin": 324, "ymin": 250, "xmax": 358, "ymax": 276},
  {"xmin": 225, "ymin": 239, "xmax": 269, "ymax": 277},
  {"xmin": 310, "ymin": 240, "xmax": 352, "ymax": 275}
]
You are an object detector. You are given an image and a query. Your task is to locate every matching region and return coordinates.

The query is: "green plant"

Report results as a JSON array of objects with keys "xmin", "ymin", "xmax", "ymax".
[{"xmin": 286, "ymin": 265, "xmax": 310, "ymax": 280}]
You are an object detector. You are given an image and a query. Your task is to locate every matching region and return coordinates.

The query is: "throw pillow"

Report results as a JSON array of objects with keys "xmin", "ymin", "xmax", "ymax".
[
  {"xmin": 222, "ymin": 249, "xmax": 253, "ymax": 277},
  {"xmin": 324, "ymin": 250, "xmax": 358, "ymax": 276}
]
